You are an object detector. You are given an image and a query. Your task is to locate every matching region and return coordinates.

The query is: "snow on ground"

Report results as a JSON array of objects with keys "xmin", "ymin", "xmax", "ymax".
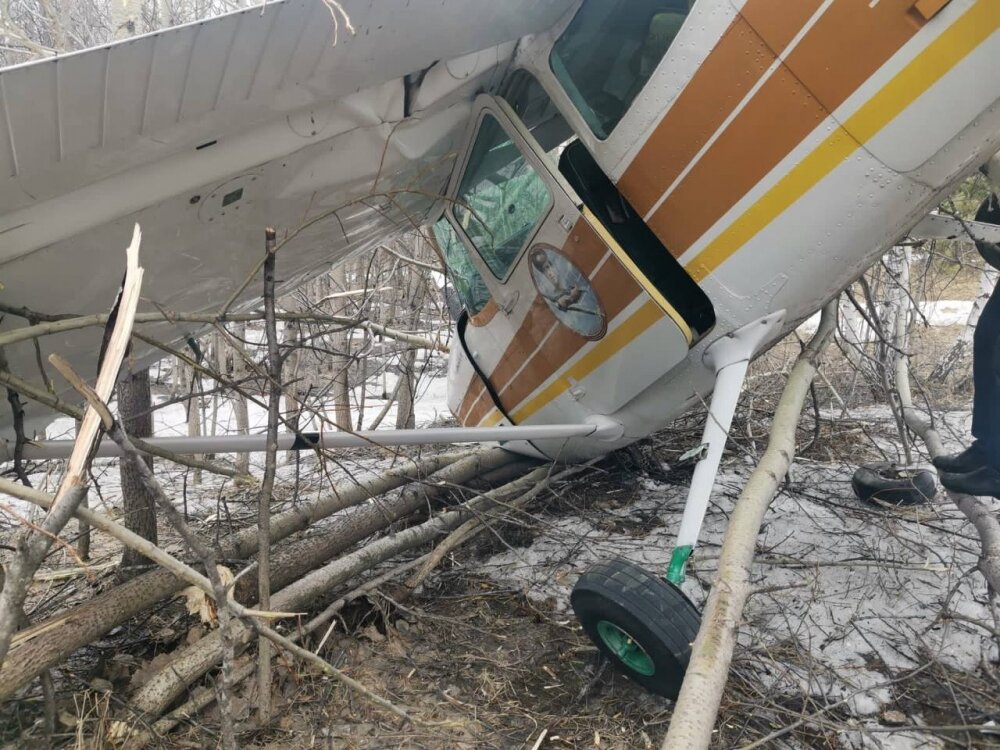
[
  {"xmin": 2, "ymin": 356, "xmax": 452, "ymax": 522},
  {"xmin": 481, "ymin": 412, "xmax": 999, "ymax": 748},
  {"xmin": 798, "ymin": 301, "xmax": 974, "ymax": 334},
  {"xmin": 2, "ymin": 299, "xmax": 996, "ymax": 747}
]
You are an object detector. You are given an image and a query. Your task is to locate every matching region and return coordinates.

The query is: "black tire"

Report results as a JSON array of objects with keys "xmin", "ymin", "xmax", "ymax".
[
  {"xmin": 571, "ymin": 558, "xmax": 700, "ymax": 699},
  {"xmin": 851, "ymin": 463, "xmax": 936, "ymax": 506}
]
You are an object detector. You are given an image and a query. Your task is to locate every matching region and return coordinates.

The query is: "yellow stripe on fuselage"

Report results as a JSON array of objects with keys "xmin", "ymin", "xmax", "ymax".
[
  {"xmin": 685, "ymin": 0, "xmax": 1000, "ymax": 282},
  {"xmin": 507, "ymin": 300, "xmax": 662, "ymax": 424}
]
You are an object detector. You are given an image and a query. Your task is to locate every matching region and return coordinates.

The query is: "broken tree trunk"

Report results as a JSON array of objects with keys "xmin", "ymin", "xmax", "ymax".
[
  {"xmin": 893, "ymin": 279, "xmax": 1000, "ymax": 592},
  {"xmin": 128, "ymin": 461, "xmax": 546, "ymax": 721},
  {"xmin": 116, "ymin": 366, "xmax": 158, "ymax": 580},
  {"xmin": 0, "ymin": 225, "xmax": 144, "ymax": 667},
  {"xmin": 257, "ymin": 227, "xmax": 279, "ymax": 723},
  {"xmin": 0, "ymin": 448, "xmax": 494, "ymax": 700},
  {"xmin": 662, "ymin": 300, "xmax": 837, "ymax": 750}
]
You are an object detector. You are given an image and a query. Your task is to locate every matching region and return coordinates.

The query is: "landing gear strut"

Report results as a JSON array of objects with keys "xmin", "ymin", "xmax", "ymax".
[{"xmin": 572, "ymin": 312, "xmax": 786, "ymax": 696}]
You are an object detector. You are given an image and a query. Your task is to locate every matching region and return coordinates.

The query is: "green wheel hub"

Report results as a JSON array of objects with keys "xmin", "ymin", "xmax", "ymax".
[{"xmin": 596, "ymin": 620, "xmax": 655, "ymax": 676}]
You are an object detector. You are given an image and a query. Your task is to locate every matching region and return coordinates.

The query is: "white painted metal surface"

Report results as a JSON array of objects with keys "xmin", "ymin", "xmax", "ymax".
[
  {"xmin": 674, "ymin": 311, "xmax": 785, "ymax": 551},
  {"xmin": 0, "ymin": 0, "xmax": 577, "ymax": 434}
]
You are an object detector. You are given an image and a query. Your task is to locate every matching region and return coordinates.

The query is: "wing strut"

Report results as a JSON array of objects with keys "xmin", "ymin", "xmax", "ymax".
[{"xmin": 1, "ymin": 419, "xmax": 625, "ymax": 461}]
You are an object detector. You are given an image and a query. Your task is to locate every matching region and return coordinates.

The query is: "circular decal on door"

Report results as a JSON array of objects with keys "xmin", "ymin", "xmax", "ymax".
[{"xmin": 528, "ymin": 244, "xmax": 607, "ymax": 340}]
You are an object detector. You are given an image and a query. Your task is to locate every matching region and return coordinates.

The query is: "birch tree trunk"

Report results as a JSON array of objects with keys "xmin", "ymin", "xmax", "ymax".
[
  {"xmin": 662, "ymin": 301, "xmax": 837, "ymax": 750},
  {"xmin": 929, "ymin": 264, "xmax": 999, "ymax": 384},
  {"xmin": 230, "ymin": 322, "xmax": 251, "ymax": 474},
  {"xmin": 75, "ymin": 417, "xmax": 90, "ymax": 560},
  {"xmin": 186, "ymin": 364, "xmax": 202, "ymax": 485},
  {"xmin": 329, "ymin": 264, "xmax": 352, "ymax": 430},
  {"xmin": 282, "ymin": 316, "xmax": 302, "ymax": 463},
  {"xmin": 395, "ymin": 247, "xmax": 427, "ymax": 430}
]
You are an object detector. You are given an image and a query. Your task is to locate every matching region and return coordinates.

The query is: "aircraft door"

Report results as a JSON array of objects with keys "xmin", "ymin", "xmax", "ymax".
[{"xmin": 443, "ymin": 95, "xmax": 707, "ymax": 428}]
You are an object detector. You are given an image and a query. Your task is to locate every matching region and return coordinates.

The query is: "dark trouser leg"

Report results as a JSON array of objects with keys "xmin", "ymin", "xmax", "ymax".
[{"xmin": 971, "ymin": 281, "xmax": 1000, "ymax": 469}]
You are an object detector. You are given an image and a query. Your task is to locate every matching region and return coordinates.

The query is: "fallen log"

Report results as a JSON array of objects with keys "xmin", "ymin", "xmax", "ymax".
[
  {"xmin": 230, "ymin": 459, "xmax": 534, "ymax": 603},
  {"xmin": 0, "ymin": 448, "xmax": 503, "ymax": 700},
  {"xmin": 128, "ymin": 556, "xmax": 430, "ymax": 749},
  {"xmin": 128, "ymin": 463, "xmax": 550, "ymax": 721}
]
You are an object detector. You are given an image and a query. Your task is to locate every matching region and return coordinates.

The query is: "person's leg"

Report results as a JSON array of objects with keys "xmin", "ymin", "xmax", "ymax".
[
  {"xmin": 944, "ymin": 281, "xmax": 1000, "ymax": 496},
  {"xmin": 971, "ymin": 280, "xmax": 1000, "ymax": 467}
]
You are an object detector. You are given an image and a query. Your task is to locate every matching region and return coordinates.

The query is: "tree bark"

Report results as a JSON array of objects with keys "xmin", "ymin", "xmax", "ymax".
[
  {"xmin": 662, "ymin": 301, "xmax": 837, "ymax": 750},
  {"xmin": 128, "ymin": 461, "xmax": 543, "ymax": 719},
  {"xmin": 395, "ymin": 252, "xmax": 427, "ymax": 430},
  {"xmin": 186, "ymin": 364, "xmax": 202, "ymax": 485},
  {"xmin": 329, "ymin": 264, "xmax": 353, "ymax": 430},
  {"xmin": 116, "ymin": 367, "xmax": 157, "ymax": 579},
  {"xmin": 229, "ymin": 322, "xmax": 251, "ymax": 474},
  {"xmin": 257, "ymin": 227, "xmax": 279, "ymax": 723},
  {"xmin": 0, "ymin": 449, "xmax": 491, "ymax": 700}
]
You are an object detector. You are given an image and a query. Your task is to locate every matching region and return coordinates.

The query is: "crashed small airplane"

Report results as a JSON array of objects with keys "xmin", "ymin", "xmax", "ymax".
[{"xmin": 2, "ymin": 0, "xmax": 1000, "ymax": 697}]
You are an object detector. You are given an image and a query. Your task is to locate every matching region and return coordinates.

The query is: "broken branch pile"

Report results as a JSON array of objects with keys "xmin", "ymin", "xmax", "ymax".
[{"xmin": 0, "ymin": 448, "xmax": 511, "ymax": 702}]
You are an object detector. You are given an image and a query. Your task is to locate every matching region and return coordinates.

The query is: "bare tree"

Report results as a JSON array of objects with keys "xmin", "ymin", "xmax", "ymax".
[
  {"xmin": 116, "ymin": 365, "xmax": 157, "ymax": 579},
  {"xmin": 328, "ymin": 264, "xmax": 353, "ymax": 430}
]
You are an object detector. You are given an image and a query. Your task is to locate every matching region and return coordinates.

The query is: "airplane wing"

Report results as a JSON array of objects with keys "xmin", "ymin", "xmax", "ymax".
[{"xmin": 0, "ymin": 0, "xmax": 575, "ymax": 434}]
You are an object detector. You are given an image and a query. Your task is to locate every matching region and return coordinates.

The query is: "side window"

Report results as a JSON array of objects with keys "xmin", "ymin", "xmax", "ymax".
[
  {"xmin": 432, "ymin": 218, "xmax": 491, "ymax": 316},
  {"xmin": 551, "ymin": 1, "xmax": 691, "ymax": 139},
  {"xmin": 453, "ymin": 115, "xmax": 552, "ymax": 279}
]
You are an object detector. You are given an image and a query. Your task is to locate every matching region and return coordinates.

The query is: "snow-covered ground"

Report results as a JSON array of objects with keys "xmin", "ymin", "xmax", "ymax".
[
  {"xmin": 481, "ymin": 408, "xmax": 999, "ymax": 749},
  {"xmin": 3, "ymin": 353, "xmax": 453, "ymax": 520},
  {"xmin": 798, "ymin": 300, "xmax": 974, "ymax": 334},
  {"xmin": 2, "ymin": 298, "xmax": 996, "ymax": 748}
]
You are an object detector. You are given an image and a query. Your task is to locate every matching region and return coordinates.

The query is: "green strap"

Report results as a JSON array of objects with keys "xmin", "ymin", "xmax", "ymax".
[{"xmin": 666, "ymin": 545, "xmax": 693, "ymax": 585}]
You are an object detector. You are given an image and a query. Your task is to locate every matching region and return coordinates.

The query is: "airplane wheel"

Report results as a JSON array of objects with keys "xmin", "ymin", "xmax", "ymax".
[
  {"xmin": 851, "ymin": 463, "xmax": 936, "ymax": 507},
  {"xmin": 571, "ymin": 558, "xmax": 700, "ymax": 699}
]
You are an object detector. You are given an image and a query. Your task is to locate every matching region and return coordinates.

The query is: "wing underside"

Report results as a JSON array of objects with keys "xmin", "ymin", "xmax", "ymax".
[{"xmin": 0, "ymin": 0, "xmax": 576, "ymax": 434}]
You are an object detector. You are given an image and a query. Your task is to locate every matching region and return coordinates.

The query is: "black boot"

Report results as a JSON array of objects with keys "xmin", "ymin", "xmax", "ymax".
[
  {"xmin": 940, "ymin": 465, "xmax": 1000, "ymax": 497},
  {"xmin": 932, "ymin": 443, "xmax": 987, "ymax": 474}
]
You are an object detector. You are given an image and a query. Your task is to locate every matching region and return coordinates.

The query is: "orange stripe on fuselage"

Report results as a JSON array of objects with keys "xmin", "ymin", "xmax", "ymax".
[
  {"xmin": 621, "ymin": 0, "xmax": 925, "ymax": 258},
  {"xmin": 617, "ymin": 1, "xmax": 824, "ymax": 218},
  {"xmin": 461, "ymin": 1, "xmax": 929, "ymax": 426},
  {"xmin": 493, "ymin": 251, "xmax": 642, "ymax": 417}
]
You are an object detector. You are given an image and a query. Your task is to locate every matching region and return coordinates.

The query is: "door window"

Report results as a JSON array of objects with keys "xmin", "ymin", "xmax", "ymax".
[
  {"xmin": 551, "ymin": 0, "xmax": 691, "ymax": 139},
  {"xmin": 432, "ymin": 218, "xmax": 491, "ymax": 316},
  {"xmin": 453, "ymin": 114, "xmax": 552, "ymax": 279}
]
